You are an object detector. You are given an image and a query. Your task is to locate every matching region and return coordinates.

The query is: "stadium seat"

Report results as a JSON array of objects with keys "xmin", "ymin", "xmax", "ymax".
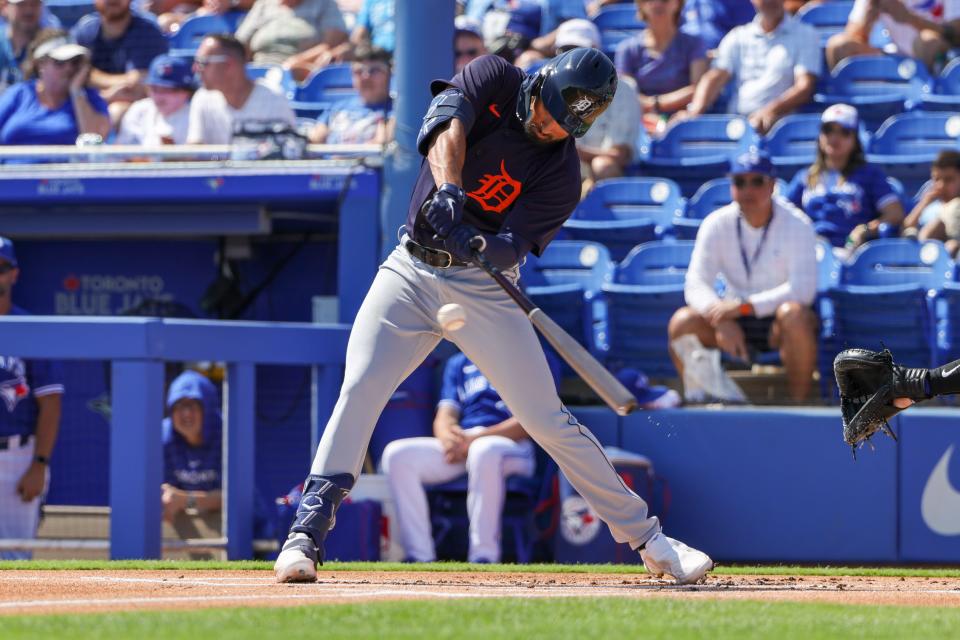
[
  {"xmin": 635, "ymin": 115, "xmax": 758, "ymax": 197},
  {"xmin": 45, "ymin": 0, "xmax": 95, "ymax": 29},
  {"xmin": 167, "ymin": 12, "xmax": 247, "ymax": 56},
  {"xmin": 291, "ymin": 64, "xmax": 356, "ymax": 118},
  {"xmin": 673, "ymin": 177, "xmax": 733, "ymax": 239},
  {"xmin": 591, "ymin": 4, "xmax": 644, "ymax": 30},
  {"xmin": 246, "ymin": 64, "xmax": 296, "ymax": 100},
  {"xmin": 599, "ymin": 241, "xmax": 695, "ymax": 376},
  {"xmin": 796, "ymin": 0, "xmax": 853, "ymax": 47},
  {"xmin": 934, "ymin": 281, "xmax": 960, "ymax": 364},
  {"xmin": 521, "ymin": 241, "xmax": 614, "ymax": 353},
  {"xmin": 763, "ymin": 113, "xmax": 826, "ymax": 180},
  {"xmin": 815, "ymin": 239, "xmax": 842, "ymax": 395},
  {"xmin": 563, "ymin": 177, "xmax": 683, "ymax": 261},
  {"xmin": 866, "ymin": 111, "xmax": 960, "ymax": 196},
  {"xmin": 814, "ymin": 56, "xmax": 934, "ymax": 132},
  {"xmin": 827, "ymin": 238, "xmax": 952, "ymax": 367},
  {"xmin": 916, "ymin": 58, "xmax": 960, "ymax": 112}
]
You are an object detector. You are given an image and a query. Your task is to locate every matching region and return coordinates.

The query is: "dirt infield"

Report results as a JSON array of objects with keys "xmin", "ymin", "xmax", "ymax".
[{"xmin": 2, "ymin": 570, "xmax": 960, "ymax": 615}]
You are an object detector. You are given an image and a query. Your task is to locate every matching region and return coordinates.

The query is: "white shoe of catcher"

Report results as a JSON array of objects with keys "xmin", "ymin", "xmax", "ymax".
[
  {"xmin": 639, "ymin": 532, "xmax": 713, "ymax": 585},
  {"xmin": 274, "ymin": 533, "xmax": 319, "ymax": 583}
]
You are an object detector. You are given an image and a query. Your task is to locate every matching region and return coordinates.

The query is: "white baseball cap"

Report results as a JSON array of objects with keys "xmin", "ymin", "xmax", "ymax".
[
  {"xmin": 555, "ymin": 19, "xmax": 601, "ymax": 50},
  {"xmin": 34, "ymin": 37, "xmax": 89, "ymax": 62},
  {"xmin": 821, "ymin": 103, "xmax": 859, "ymax": 130}
]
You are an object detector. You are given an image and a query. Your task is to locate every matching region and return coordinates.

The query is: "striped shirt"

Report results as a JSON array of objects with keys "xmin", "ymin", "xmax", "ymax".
[
  {"xmin": 714, "ymin": 13, "xmax": 822, "ymax": 116},
  {"xmin": 685, "ymin": 197, "xmax": 818, "ymax": 319}
]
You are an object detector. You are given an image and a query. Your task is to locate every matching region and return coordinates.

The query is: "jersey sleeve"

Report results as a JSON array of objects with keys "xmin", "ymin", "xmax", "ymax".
[
  {"xmin": 29, "ymin": 359, "xmax": 64, "ymax": 397},
  {"xmin": 0, "ymin": 82, "xmax": 26, "ymax": 129},
  {"xmin": 434, "ymin": 54, "xmax": 522, "ymax": 115},
  {"xmin": 786, "ymin": 169, "xmax": 807, "ymax": 210},
  {"xmin": 866, "ymin": 165, "xmax": 899, "ymax": 211},
  {"xmin": 437, "ymin": 354, "xmax": 465, "ymax": 411}
]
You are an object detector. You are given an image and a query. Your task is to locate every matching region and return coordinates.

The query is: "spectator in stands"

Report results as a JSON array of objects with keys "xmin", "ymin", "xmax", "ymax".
[
  {"xmin": 826, "ymin": 0, "xmax": 960, "ymax": 72},
  {"xmin": 116, "ymin": 54, "xmax": 194, "ymax": 145},
  {"xmin": 235, "ymin": 0, "xmax": 347, "ymax": 69},
  {"xmin": 913, "ymin": 150, "xmax": 960, "ymax": 257},
  {"xmin": 381, "ymin": 351, "xmax": 558, "ymax": 563},
  {"xmin": 679, "ymin": 0, "xmax": 755, "ymax": 50},
  {"xmin": 515, "ymin": 0, "xmax": 592, "ymax": 67},
  {"xmin": 673, "ymin": 0, "xmax": 820, "ymax": 135},
  {"xmin": 0, "ymin": 0, "xmax": 45, "ymax": 91},
  {"xmin": 151, "ymin": 0, "xmax": 255, "ymax": 36},
  {"xmin": 161, "ymin": 370, "xmax": 222, "ymax": 524},
  {"xmin": 786, "ymin": 104, "xmax": 904, "ymax": 250},
  {"xmin": 284, "ymin": 0, "xmax": 394, "ymax": 79},
  {"xmin": 668, "ymin": 150, "xmax": 818, "ymax": 402},
  {"xmin": 614, "ymin": 0, "xmax": 708, "ymax": 130},
  {"xmin": 186, "ymin": 34, "xmax": 295, "ymax": 144},
  {"xmin": 558, "ymin": 19, "xmax": 640, "ymax": 195},
  {"xmin": 308, "ymin": 44, "xmax": 392, "ymax": 144},
  {"xmin": 0, "ymin": 31, "xmax": 110, "ymax": 145},
  {"xmin": 454, "ymin": 15, "xmax": 487, "ymax": 73},
  {"xmin": 0, "ymin": 237, "xmax": 64, "ymax": 560},
  {"xmin": 71, "ymin": 0, "xmax": 169, "ymax": 125}
]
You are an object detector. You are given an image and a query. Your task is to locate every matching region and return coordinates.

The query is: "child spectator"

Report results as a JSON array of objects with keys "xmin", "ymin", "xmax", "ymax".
[
  {"xmin": 911, "ymin": 150, "xmax": 960, "ymax": 257},
  {"xmin": 116, "ymin": 54, "xmax": 194, "ymax": 145}
]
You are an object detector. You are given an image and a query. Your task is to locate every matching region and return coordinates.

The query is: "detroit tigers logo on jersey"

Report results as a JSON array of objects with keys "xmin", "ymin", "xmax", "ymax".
[{"xmin": 467, "ymin": 159, "xmax": 522, "ymax": 214}]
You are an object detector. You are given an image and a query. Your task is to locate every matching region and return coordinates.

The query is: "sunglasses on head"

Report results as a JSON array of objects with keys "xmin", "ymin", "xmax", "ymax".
[
  {"xmin": 821, "ymin": 123, "xmax": 854, "ymax": 136},
  {"xmin": 732, "ymin": 175, "xmax": 767, "ymax": 189}
]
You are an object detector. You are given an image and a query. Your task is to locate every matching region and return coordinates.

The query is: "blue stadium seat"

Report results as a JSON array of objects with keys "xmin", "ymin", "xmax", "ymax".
[
  {"xmin": 563, "ymin": 178, "xmax": 683, "ymax": 261},
  {"xmin": 45, "ymin": 0, "xmax": 95, "ymax": 29},
  {"xmin": 167, "ymin": 12, "xmax": 247, "ymax": 56},
  {"xmin": 599, "ymin": 241, "xmax": 695, "ymax": 376},
  {"xmin": 827, "ymin": 239, "xmax": 952, "ymax": 367},
  {"xmin": 763, "ymin": 113, "xmax": 824, "ymax": 180},
  {"xmin": 866, "ymin": 111, "xmax": 960, "ymax": 196},
  {"xmin": 815, "ymin": 56, "xmax": 934, "ymax": 131},
  {"xmin": 917, "ymin": 58, "xmax": 960, "ymax": 112},
  {"xmin": 246, "ymin": 64, "xmax": 296, "ymax": 100},
  {"xmin": 635, "ymin": 115, "xmax": 758, "ymax": 197},
  {"xmin": 291, "ymin": 64, "xmax": 356, "ymax": 118},
  {"xmin": 591, "ymin": 4, "xmax": 644, "ymax": 30},
  {"xmin": 935, "ymin": 281, "xmax": 960, "ymax": 363},
  {"xmin": 815, "ymin": 239, "xmax": 842, "ymax": 393},
  {"xmin": 673, "ymin": 177, "xmax": 733, "ymax": 239},
  {"xmin": 797, "ymin": 0, "xmax": 853, "ymax": 47},
  {"xmin": 521, "ymin": 241, "xmax": 614, "ymax": 353}
]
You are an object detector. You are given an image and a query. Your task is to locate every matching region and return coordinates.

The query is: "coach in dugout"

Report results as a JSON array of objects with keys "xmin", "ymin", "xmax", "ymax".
[
  {"xmin": 0, "ymin": 237, "xmax": 64, "ymax": 560},
  {"xmin": 668, "ymin": 150, "xmax": 819, "ymax": 403}
]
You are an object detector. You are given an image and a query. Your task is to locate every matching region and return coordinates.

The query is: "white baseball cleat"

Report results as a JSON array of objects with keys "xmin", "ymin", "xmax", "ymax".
[
  {"xmin": 639, "ymin": 532, "xmax": 714, "ymax": 585},
  {"xmin": 274, "ymin": 533, "xmax": 319, "ymax": 583}
]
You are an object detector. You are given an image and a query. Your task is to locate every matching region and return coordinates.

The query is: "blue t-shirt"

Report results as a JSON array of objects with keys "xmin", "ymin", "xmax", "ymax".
[
  {"xmin": 787, "ymin": 163, "xmax": 899, "ymax": 247},
  {"xmin": 615, "ymin": 30, "xmax": 708, "ymax": 98},
  {"xmin": 407, "ymin": 55, "xmax": 582, "ymax": 257},
  {"xmin": 357, "ymin": 0, "xmax": 395, "ymax": 52},
  {"xmin": 0, "ymin": 81, "xmax": 108, "ymax": 145},
  {"xmin": 162, "ymin": 371, "xmax": 222, "ymax": 492},
  {"xmin": 71, "ymin": 13, "xmax": 168, "ymax": 73},
  {"xmin": 0, "ymin": 306, "xmax": 64, "ymax": 438},
  {"xmin": 438, "ymin": 352, "xmax": 559, "ymax": 429},
  {"xmin": 322, "ymin": 95, "xmax": 392, "ymax": 144}
]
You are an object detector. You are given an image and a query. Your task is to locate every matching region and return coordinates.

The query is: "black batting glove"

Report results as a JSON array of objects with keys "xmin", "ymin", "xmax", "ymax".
[
  {"xmin": 423, "ymin": 183, "xmax": 465, "ymax": 239},
  {"xmin": 444, "ymin": 224, "xmax": 486, "ymax": 262}
]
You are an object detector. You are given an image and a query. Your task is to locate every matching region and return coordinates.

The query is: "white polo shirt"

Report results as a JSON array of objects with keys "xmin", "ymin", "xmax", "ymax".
[
  {"xmin": 684, "ymin": 196, "xmax": 818, "ymax": 319},
  {"xmin": 714, "ymin": 13, "xmax": 822, "ymax": 116},
  {"xmin": 186, "ymin": 81, "xmax": 296, "ymax": 145}
]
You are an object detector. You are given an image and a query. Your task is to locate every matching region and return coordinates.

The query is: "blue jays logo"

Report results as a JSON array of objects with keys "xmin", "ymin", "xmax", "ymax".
[
  {"xmin": 0, "ymin": 376, "xmax": 29, "ymax": 412},
  {"xmin": 560, "ymin": 495, "xmax": 601, "ymax": 545}
]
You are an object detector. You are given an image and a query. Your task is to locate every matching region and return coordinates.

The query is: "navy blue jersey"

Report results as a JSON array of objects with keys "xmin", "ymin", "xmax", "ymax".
[
  {"xmin": 438, "ymin": 351, "xmax": 560, "ymax": 429},
  {"xmin": 0, "ymin": 306, "xmax": 64, "ymax": 438},
  {"xmin": 406, "ymin": 54, "xmax": 582, "ymax": 257},
  {"xmin": 162, "ymin": 371, "xmax": 222, "ymax": 492}
]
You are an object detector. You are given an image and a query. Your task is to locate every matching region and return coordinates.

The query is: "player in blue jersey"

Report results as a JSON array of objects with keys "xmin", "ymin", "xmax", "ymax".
[
  {"xmin": 381, "ymin": 351, "xmax": 559, "ymax": 563},
  {"xmin": 161, "ymin": 370, "xmax": 223, "ymax": 523},
  {"xmin": 275, "ymin": 48, "xmax": 714, "ymax": 585},
  {"xmin": 0, "ymin": 236, "xmax": 64, "ymax": 560}
]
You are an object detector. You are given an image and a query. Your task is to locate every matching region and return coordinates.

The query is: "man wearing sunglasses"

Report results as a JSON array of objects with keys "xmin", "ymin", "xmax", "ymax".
[
  {"xmin": 453, "ymin": 15, "xmax": 486, "ymax": 74},
  {"xmin": 0, "ymin": 237, "xmax": 64, "ymax": 559},
  {"xmin": 669, "ymin": 150, "xmax": 819, "ymax": 402},
  {"xmin": 275, "ymin": 48, "xmax": 715, "ymax": 586}
]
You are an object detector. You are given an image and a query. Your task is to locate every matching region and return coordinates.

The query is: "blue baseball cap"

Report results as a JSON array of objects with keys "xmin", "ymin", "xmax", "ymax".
[
  {"xmin": 614, "ymin": 368, "xmax": 681, "ymax": 409},
  {"xmin": 0, "ymin": 236, "xmax": 16, "ymax": 268},
  {"xmin": 146, "ymin": 54, "xmax": 195, "ymax": 90},
  {"xmin": 729, "ymin": 149, "xmax": 774, "ymax": 177}
]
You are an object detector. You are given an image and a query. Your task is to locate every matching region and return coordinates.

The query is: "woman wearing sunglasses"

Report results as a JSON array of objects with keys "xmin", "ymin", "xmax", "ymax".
[
  {"xmin": 785, "ymin": 104, "xmax": 904, "ymax": 250},
  {"xmin": 0, "ymin": 29, "xmax": 110, "ymax": 147}
]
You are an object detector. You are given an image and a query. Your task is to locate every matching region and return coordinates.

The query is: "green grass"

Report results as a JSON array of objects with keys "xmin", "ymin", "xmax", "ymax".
[
  {"xmin": 4, "ymin": 559, "xmax": 960, "ymax": 578},
  {"xmin": 7, "ymin": 598, "xmax": 960, "ymax": 640}
]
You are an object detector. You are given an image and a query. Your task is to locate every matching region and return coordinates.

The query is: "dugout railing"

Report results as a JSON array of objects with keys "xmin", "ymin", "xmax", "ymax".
[{"xmin": 0, "ymin": 316, "xmax": 350, "ymax": 560}]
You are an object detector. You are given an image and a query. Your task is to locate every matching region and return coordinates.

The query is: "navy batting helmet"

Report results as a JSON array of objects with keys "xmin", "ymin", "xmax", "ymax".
[{"xmin": 516, "ymin": 47, "xmax": 617, "ymax": 138}]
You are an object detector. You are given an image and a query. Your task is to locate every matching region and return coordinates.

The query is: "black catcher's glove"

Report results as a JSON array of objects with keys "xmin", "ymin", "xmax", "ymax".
[{"xmin": 833, "ymin": 348, "xmax": 932, "ymax": 451}]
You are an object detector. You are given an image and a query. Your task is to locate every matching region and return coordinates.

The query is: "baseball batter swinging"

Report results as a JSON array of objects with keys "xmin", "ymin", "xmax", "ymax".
[{"xmin": 275, "ymin": 49, "xmax": 714, "ymax": 584}]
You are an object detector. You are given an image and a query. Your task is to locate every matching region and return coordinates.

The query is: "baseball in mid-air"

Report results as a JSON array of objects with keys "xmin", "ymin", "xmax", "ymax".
[{"xmin": 437, "ymin": 303, "xmax": 467, "ymax": 332}]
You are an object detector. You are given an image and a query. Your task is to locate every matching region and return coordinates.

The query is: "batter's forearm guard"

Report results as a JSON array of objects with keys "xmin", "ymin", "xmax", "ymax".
[{"xmin": 929, "ymin": 359, "xmax": 960, "ymax": 397}]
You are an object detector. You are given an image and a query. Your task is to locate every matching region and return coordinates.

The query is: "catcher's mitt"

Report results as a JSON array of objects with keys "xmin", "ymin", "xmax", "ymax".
[{"xmin": 833, "ymin": 348, "xmax": 932, "ymax": 450}]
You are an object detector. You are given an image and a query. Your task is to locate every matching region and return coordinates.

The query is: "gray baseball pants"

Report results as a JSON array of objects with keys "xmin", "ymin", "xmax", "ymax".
[{"xmin": 309, "ymin": 240, "xmax": 660, "ymax": 549}]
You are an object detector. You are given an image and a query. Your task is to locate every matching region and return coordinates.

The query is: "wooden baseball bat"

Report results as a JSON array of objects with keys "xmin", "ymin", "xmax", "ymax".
[{"xmin": 471, "ymin": 249, "xmax": 638, "ymax": 416}]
